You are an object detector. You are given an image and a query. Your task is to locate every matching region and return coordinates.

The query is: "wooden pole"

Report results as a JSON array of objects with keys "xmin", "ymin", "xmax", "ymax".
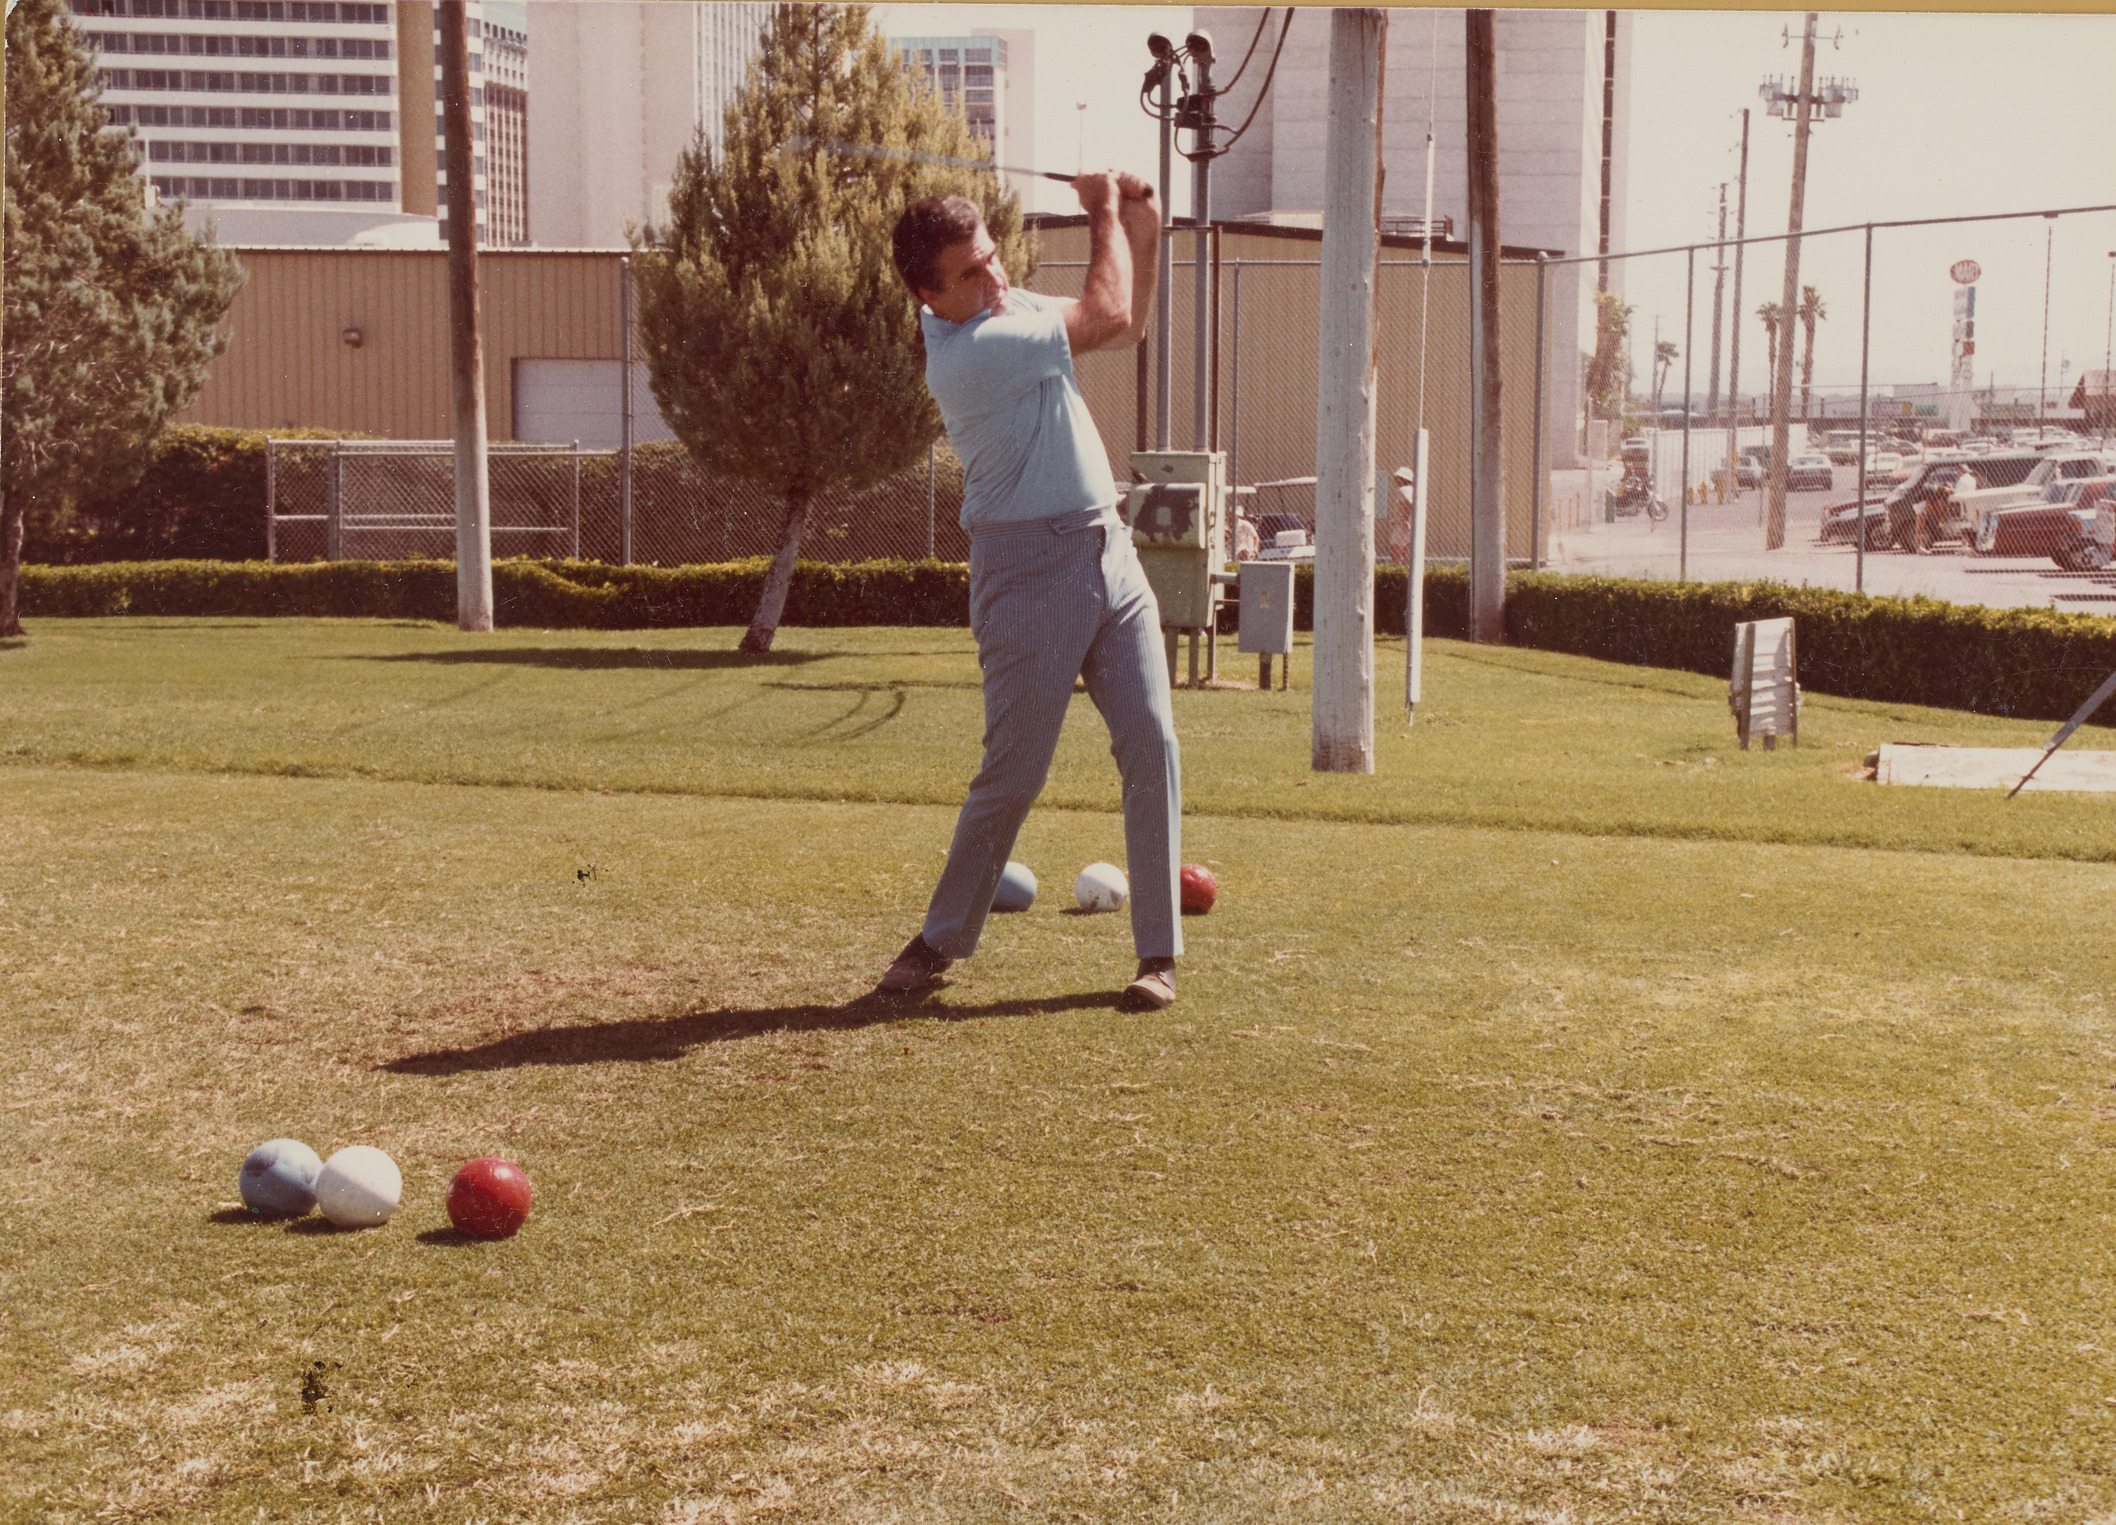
[
  {"xmin": 1465, "ymin": 9, "xmax": 1505, "ymax": 645},
  {"xmin": 438, "ymin": 0, "xmax": 492, "ymax": 630},
  {"xmin": 1767, "ymin": 13, "xmax": 1817, "ymax": 551},
  {"xmin": 1312, "ymin": 8, "xmax": 1383, "ymax": 774}
]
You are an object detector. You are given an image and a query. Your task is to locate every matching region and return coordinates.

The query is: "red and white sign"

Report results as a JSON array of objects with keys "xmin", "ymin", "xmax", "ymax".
[{"xmin": 1950, "ymin": 259, "xmax": 1982, "ymax": 285}]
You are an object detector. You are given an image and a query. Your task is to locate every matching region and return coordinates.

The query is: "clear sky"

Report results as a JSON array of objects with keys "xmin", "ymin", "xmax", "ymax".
[{"xmin": 873, "ymin": 5, "xmax": 2116, "ymax": 402}]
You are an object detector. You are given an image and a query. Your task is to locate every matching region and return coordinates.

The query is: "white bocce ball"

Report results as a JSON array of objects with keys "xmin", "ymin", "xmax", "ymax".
[
  {"xmin": 315, "ymin": 1145, "xmax": 403, "ymax": 1229},
  {"xmin": 1075, "ymin": 861, "xmax": 1130, "ymax": 913}
]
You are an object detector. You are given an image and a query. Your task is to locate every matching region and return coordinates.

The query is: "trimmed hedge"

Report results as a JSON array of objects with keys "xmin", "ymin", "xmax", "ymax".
[
  {"xmin": 1502, "ymin": 573, "xmax": 2116, "ymax": 722},
  {"xmin": 23, "ymin": 426, "xmax": 373, "ymax": 565},
  {"xmin": 20, "ymin": 557, "xmax": 974, "ymax": 628},
  {"xmin": 21, "ymin": 557, "xmax": 2116, "ymax": 725}
]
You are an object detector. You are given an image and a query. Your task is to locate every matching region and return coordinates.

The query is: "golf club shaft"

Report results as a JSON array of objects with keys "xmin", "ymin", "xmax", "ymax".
[
  {"xmin": 2006, "ymin": 664, "xmax": 2116, "ymax": 798},
  {"xmin": 786, "ymin": 135, "xmax": 1076, "ymax": 184}
]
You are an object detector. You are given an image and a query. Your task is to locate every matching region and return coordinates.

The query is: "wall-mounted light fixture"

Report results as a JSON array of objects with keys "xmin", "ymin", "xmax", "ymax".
[{"xmin": 342, "ymin": 326, "xmax": 364, "ymax": 348}]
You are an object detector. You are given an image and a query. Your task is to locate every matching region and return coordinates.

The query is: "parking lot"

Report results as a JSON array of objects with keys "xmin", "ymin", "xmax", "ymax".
[{"xmin": 1542, "ymin": 471, "xmax": 2116, "ymax": 612}]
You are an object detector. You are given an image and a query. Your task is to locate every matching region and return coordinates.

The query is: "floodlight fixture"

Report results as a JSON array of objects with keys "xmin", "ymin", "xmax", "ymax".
[{"xmin": 1183, "ymin": 29, "xmax": 1214, "ymax": 66}]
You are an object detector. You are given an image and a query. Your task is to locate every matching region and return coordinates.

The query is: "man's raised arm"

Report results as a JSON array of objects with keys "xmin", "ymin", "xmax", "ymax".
[
  {"xmin": 1111, "ymin": 173, "xmax": 1159, "ymax": 350},
  {"xmin": 1064, "ymin": 171, "xmax": 1131, "ymax": 355}
]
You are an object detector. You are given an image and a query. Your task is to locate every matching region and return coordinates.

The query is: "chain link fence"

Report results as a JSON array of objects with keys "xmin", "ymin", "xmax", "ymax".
[
  {"xmin": 1540, "ymin": 202, "xmax": 2116, "ymax": 612},
  {"xmin": 263, "ymin": 203, "xmax": 2116, "ymax": 615},
  {"xmin": 1035, "ymin": 240, "xmax": 1534, "ymax": 571},
  {"xmin": 267, "ymin": 439, "xmax": 967, "ymax": 566}
]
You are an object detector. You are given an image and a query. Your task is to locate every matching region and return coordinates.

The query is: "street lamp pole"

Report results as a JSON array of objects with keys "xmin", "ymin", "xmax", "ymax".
[{"xmin": 2103, "ymin": 251, "xmax": 2114, "ymax": 446}]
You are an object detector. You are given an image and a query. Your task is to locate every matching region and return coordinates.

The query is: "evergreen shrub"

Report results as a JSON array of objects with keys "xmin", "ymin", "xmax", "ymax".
[{"xmin": 22, "ymin": 426, "xmax": 369, "ymax": 564}]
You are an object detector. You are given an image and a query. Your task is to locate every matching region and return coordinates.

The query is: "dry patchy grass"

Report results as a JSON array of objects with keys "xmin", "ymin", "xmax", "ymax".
[{"xmin": 5, "ymin": 625, "xmax": 2116, "ymax": 1521}]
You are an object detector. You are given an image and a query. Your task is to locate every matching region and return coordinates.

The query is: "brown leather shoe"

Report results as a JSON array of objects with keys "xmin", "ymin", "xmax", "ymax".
[
  {"xmin": 1120, "ymin": 958, "xmax": 1176, "ymax": 1012},
  {"xmin": 878, "ymin": 933, "xmax": 952, "ymax": 994}
]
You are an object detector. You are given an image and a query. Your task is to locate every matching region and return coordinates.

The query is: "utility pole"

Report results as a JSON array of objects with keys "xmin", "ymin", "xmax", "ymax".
[
  {"xmin": 1148, "ymin": 34, "xmax": 1176, "ymax": 450},
  {"xmin": 1596, "ymin": 11, "xmax": 1616, "ymax": 297},
  {"xmin": 1312, "ymin": 7, "xmax": 1384, "ymax": 774},
  {"xmin": 2040, "ymin": 217, "xmax": 2055, "ymax": 432},
  {"xmin": 1466, "ymin": 8, "xmax": 1505, "ymax": 647},
  {"xmin": 1707, "ymin": 184, "xmax": 1727, "ymax": 431},
  {"xmin": 1186, "ymin": 30, "xmax": 1217, "ymax": 450},
  {"xmin": 439, "ymin": 0, "xmax": 492, "ymax": 630},
  {"xmin": 1759, "ymin": 17, "xmax": 1855, "ymax": 550},
  {"xmin": 2104, "ymin": 251, "xmax": 2115, "ymax": 446},
  {"xmin": 1726, "ymin": 110, "xmax": 1749, "ymax": 495}
]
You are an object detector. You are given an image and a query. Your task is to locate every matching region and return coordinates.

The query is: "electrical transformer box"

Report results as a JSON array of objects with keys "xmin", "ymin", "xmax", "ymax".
[{"xmin": 1123, "ymin": 450, "xmax": 1227, "ymax": 630}]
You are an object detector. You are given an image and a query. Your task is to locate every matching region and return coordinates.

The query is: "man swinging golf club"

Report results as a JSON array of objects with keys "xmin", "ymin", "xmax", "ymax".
[{"xmin": 879, "ymin": 169, "xmax": 1179, "ymax": 1011}]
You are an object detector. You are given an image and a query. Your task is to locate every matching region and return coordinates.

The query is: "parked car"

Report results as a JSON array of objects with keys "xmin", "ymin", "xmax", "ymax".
[
  {"xmin": 1735, "ymin": 445, "xmax": 1771, "ymax": 488},
  {"xmin": 1869, "ymin": 451, "xmax": 1903, "ymax": 481},
  {"xmin": 1787, "ymin": 453, "xmax": 1834, "ymax": 491},
  {"xmin": 1884, "ymin": 451, "xmax": 2045, "ymax": 549},
  {"xmin": 1955, "ymin": 451, "xmax": 2116, "ymax": 546},
  {"xmin": 1970, "ymin": 480, "xmax": 2106, "ymax": 562},
  {"xmin": 1818, "ymin": 492, "xmax": 1893, "ymax": 549}
]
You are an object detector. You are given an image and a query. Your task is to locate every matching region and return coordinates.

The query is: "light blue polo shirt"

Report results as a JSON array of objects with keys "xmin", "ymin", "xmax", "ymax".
[{"xmin": 920, "ymin": 287, "xmax": 1119, "ymax": 532}]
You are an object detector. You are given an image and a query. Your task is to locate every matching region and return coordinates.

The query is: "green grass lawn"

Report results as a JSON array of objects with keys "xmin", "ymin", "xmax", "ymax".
[{"xmin": 5, "ymin": 619, "xmax": 2116, "ymax": 1522}]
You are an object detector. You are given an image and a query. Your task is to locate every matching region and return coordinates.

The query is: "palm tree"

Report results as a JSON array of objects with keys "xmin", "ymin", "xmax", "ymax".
[
  {"xmin": 1757, "ymin": 301, "xmax": 1784, "ymax": 415},
  {"xmin": 1798, "ymin": 285, "xmax": 1827, "ymax": 424},
  {"xmin": 1653, "ymin": 339, "xmax": 1679, "ymax": 419}
]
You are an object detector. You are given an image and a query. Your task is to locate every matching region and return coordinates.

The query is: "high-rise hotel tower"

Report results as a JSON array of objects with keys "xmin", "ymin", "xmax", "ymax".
[{"xmin": 73, "ymin": 0, "xmax": 425, "ymax": 243}]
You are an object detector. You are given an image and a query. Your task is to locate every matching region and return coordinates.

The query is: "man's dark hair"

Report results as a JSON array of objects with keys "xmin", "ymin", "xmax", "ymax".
[{"xmin": 892, "ymin": 195, "xmax": 984, "ymax": 298}]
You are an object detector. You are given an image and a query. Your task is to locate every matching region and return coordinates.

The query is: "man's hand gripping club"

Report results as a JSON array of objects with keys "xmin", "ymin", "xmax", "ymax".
[{"xmin": 1064, "ymin": 170, "xmax": 1160, "ymax": 355}]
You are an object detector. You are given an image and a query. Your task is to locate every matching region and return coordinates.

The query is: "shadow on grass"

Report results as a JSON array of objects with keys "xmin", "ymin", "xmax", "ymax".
[
  {"xmin": 380, "ymin": 989, "xmax": 1123, "ymax": 1076},
  {"xmin": 346, "ymin": 647, "xmax": 827, "ymax": 671},
  {"xmin": 285, "ymin": 1215, "xmax": 382, "ymax": 1236},
  {"xmin": 208, "ymin": 1206, "xmax": 302, "ymax": 1226},
  {"xmin": 416, "ymin": 1227, "xmax": 488, "ymax": 1248}
]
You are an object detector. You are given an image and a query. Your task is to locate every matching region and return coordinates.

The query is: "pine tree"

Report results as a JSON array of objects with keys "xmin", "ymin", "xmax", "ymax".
[
  {"xmin": 631, "ymin": 3, "xmax": 1032, "ymax": 653},
  {"xmin": 1, "ymin": 0, "xmax": 245, "ymax": 637}
]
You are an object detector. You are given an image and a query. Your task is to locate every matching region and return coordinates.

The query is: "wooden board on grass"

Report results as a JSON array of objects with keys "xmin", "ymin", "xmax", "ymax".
[{"xmin": 1876, "ymin": 743, "xmax": 2116, "ymax": 793}]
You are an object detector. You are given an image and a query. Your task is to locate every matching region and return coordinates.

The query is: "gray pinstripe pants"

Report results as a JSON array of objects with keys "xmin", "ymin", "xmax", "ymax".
[{"xmin": 921, "ymin": 502, "xmax": 1183, "ymax": 962}]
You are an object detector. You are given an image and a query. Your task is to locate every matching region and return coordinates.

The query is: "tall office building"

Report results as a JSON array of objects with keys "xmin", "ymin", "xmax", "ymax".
[
  {"xmin": 525, "ymin": 1, "xmax": 767, "ymax": 247},
  {"xmin": 1196, "ymin": 7, "xmax": 1632, "ymax": 467},
  {"xmin": 398, "ymin": 0, "xmax": 491, "ymax": 246},
  {"xmin": 479, "ymin": 6, "xmax": 525, "ymax": 244},
  {"xmin": 73, "ymin": 0, "xmax": 423, "ymax": 244},
  {"xmin": 888, "ymin": 30, "xmax": 1036, "ymax": 208}
]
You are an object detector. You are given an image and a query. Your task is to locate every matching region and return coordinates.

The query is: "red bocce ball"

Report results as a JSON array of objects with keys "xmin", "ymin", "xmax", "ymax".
[
  {"xmin": 447, "ymin": 1157, "xmax": 534, "ymax": 1239},
  {"xmin": 1179, "ymin": 863, "xmax": 1219, "ymax": 915}
]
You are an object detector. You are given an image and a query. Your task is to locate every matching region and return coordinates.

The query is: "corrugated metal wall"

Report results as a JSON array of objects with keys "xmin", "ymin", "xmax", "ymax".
[
  {"xmin": 186, "ymin": 227, "xmax": 1547, "ymax": 558},
  {"xmin": 181, "ymin": 248, "xmax": 625, "ymax": 441},
  {"xmin": 1030, "ymin": 222, "xmax": 1549, "ymax": 561}
]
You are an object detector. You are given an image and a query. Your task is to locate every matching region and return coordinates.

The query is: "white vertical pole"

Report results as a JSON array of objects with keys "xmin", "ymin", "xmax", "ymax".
[
  {"xmin": 1312, "ymin": 7, "xmax": 1383, "ymax": 775},
  {"xmin": 1406, "ymin": 427, "xmax": 1429, "ymax": 720},
  {"xmin": 620, "ymin": 255, "xmax": 635, "ymax": 566}
]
